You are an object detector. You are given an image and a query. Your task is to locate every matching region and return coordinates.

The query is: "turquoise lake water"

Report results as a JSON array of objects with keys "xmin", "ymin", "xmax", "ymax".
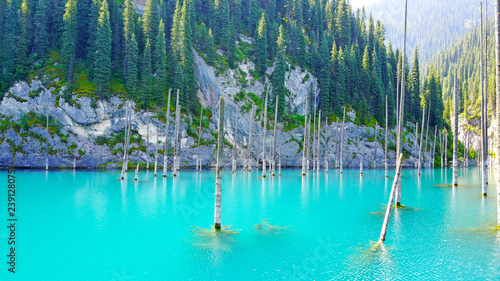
[{"xmin": 0, "ymin": 167, "xmax": 499, "ymax": 280}]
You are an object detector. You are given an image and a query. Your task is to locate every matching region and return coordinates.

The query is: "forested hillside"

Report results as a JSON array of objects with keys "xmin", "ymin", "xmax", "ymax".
[
  {"xmin": 426, "ymin": 18, "xmax": 497, "ymax": 125},
  {"xmin": 0, "ymin": 0, "xmax": 443, "ymax": 128},
  {"xmin": 366, "ymin": 0, "xmax": 481, "ymax": 64}
]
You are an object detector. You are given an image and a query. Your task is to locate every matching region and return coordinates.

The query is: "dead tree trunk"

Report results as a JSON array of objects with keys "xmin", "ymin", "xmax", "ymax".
[
  {"xmin": 214, "ymin": 97, "xmax": 224, "ymax": 230},
  {"xmin": 121, "ymin": 101, "xmax": 131, "ymax": 180},
  {"xmin": 494, "ymin": 0, "xmax": 500, "ymax": 226},
  {"xmin": 196, "ymin": 107, "xmax": 202, "ymax": 172},
  {"xmin": 173, "ymin": 90, "xmax": 180, "ymax": 177},
  {"xmin": 147, "ymin": 111, "xmax": 150, "ymax": 170},
  {"xmin": 385, "ymin": 95, "xmax": 388, "ymax": 177},
  {"xmin": 272, "ymin": 96, "xmax": 278, "ymax": 176},
  {"xmin": 246, "ymin": 107, "xmax": 255, "ymax": 171},
  {"xmin": 453, "ymin": 74, "xmax": 459, "ymax": 186},
  {"xmin": 46, "ymin": 112, "xmax": 49, "ymax": 170},
  {"xmin": 481, "ymin": 3, "xmax": 488, "ymax": 195},
  {"xmin": 414, "ymin": 123, "xmax": 419, "ymax": 168},
  {"xmin": 432, "ymin": 126, "xmax": 437, "ymax": 167},
  {"xmin": 262, "ymin": 92, "xmax": 268, "ymax": 178},
  {"xmin": 395, "ymin": 0, "xmax": 408, "ymax": 207},
  {"xmin": 302, "ymin": 95, "xmax": 309, "ymax": 175},
  {"xmin": 378, "ymin": 154, "xmax": 403, "ymax": 244},
  {"xmin": 374, "ymin": 122, "xmax": 378, "ymax": 168},
  {"xmin": 317, "ymin": 110, "xmax": 321, "ymax": 173},
  {"xmin": 306, "ymin": 114, "xmax": 312, "ymax": 173},
  {"xmin": 424, "ymin": 100, "xmax": 431, "ymax": 167},
  {"xmin": 325, "ymin": 117, "xmax": 329, "ymax": 173},
  {"xmin": 154, "ymin": 127, "xmax": 159, "ymax": 177},
  {"xmin": 232, "ymin": 110, "xmax": 238, "ymax": 173},
  {"xmin": 340, "ymin": 107, "xmax": 346, "ymax": 174},
  {"xmin": 163, "ymin": 89, "xmax": 171, "ymax": 177},
  {"xmin": 418, "ymin": 105, "xmax": 426, "ymax": 176},
  {"xmin": 135, "ymin": 163, "xmax": 139, "ymax": 181}
]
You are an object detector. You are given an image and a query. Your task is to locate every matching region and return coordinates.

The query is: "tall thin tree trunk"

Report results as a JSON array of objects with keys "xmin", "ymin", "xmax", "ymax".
[
  {"xmin": 481, "ymin": 2, "xmax": 488, "ymax": 195},
  {"xmin": 485, "ymin": 0, "xmax": 490, "ymax": 185},
  {"xmin": 360, "ymin": 158, "xmax": 363, "ymax": 176},
  {"xmin": 278, "ymin": 147, "xmax": 282, "ymax": 176},
  {"xmin": 453, "ymin": 74, "xmax": 459, "ymax": 186},
  {"xmin": 302, "ymin": 95, "xmax": 309, "ymax": 175},
  {"xmin": 317, "ymin": 110, "xmax": 321, "ymax": 173},
  {"xmin": 214, "ymin": 97, "xmax": 224, "ymax": 230},
  {"xmin": 445, "ymin": 129, "xmax": 448, "ymax": 168},
  {"xmin": 418, "ymin": 105, "xmax": 426, "ymax": 176},
  {"xmin": 494, "ymin": 0, "xmax": 500, "ymax": 226},
  {"xmin": 262, "ymin": 92, "xmax": 268, "ymax": 178},
  {"xmin": 135, "ymin": 163, "xmax": 139, "ymax": 181},
  {"xmin": 335, "ymin": 117, "xmax": 340, "ymax": 168},
  {"xmin": 396, "ymin": 54, "xmax": 401, "ymax": 126},
  {"xmin": 306, "ymin": 114, "xmax": 312, "ymax": 173},
  {"xmin": 121, "ymin": 101, "xmax": 131, "ymax": 180},
  {"xmin": 46, "ymin": 112, "xmax": 49, "ymax": 170},
  {"xmin": 232, "ymin": 110, "xmax": 238, "ymax": 173},
  {"xmin": 385, "ymin": 95, "xmax": 388, "ymax": 177},
  {"xmin": 325, "ymin": 117, "xmax": 329, "ymax": 173},
  {"xmin": 154, "ymin": 126, "xmax": 159, "ymax": 177},
  {"xmin": 272, "ymin": 96, "xmax": 278, "ymax": 176},
  {"xmin": 432, "ymin": 126, "xmax": 437, "ymax": 168},
  {"xmin": 312, "ymin": 109, "xmax": 316, "ymax": 172},
  {"xmin": 374, "ymin": 122, "xmax": 378, "ymax": 168},
  {"xmin": 440, "ymin": 129, "xmax": 444, "ymax": 168},
  {"xmin": 247, "ymin": 107, "xmax": 255, "ymax": 171},
  {"xmin": 197, "ymin": 107, "xmax": 202, "ymax": 172},
  {"xmin": 395, "ymin": 0, "xmax": 408, "ymax": 206},
  {"xmin": 415, "ymin": 123, "xmax": 419, "ymax": 168},
  {"xmin": 378, "ymin": 154, "xmax": 403, "ymax": 243},
  {"xmin": 424, "ymin": 100, "xmax": 431, "ymax": 167},
  {"xmin": 163, "ymin": 90, "xmax": 171, "ymax": 177},
  {"xmin": 173, "ymin": 90, "xmax": 180, "ymax": 177},
  {"xmin": 340, "ymin": 107, "xmax": 346, "ymax": 174},
  {"xmin": 147, "ymin": 111, "xmax": 150, "ymax": 170}
]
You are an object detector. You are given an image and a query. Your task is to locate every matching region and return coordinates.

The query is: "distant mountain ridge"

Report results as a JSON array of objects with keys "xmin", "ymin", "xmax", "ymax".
[{"xmin": 365, "ymin": 0, "xmax": 484, "ymax": 64}]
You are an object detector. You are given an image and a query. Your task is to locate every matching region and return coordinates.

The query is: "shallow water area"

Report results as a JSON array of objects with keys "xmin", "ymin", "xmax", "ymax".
[{"xmin": 0, "ymin": 167, "xmax": 499, "ymax": 280}]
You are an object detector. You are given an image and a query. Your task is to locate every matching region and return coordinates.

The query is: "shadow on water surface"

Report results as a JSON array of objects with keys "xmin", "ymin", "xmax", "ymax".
[{"xmin": 254, "ymin": 219, "xmax": 292, "ymax": 235}]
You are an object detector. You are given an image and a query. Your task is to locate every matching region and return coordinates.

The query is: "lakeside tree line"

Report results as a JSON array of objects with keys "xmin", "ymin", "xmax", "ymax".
[{"xmin": 0, "ymin": 0, "xmax": 444, "ymax": 128}]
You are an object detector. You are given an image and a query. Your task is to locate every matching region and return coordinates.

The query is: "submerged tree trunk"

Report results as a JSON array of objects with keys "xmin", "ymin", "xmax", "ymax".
[
  {"xmin": 360, "ymin": 158, "xmax": 363, "ymax": 176},
  {"xmin": 374, "ymin": 122, "xmax": 378, "ymax": 168},
  {"xmin": 302, "ymin": 95, "xmax": 309, "ymax": 175},
  {"xmin": 232, "ymin": 110, "xmax": 238, "ymax": 173},
  {"xmin": 378, "ymin": 153, "xmax": 404, "ymax": 243},
  {"xmin": 317, "ymin": 110, "xmax": 321, "ymax": 173},
  {"xmin": 418, "ymin": 105, "xmax": 426, "ymax": 176},
  {"xmin": 494, "ymin": 0, "xmax": 500, "ymax": 226},
  {"xmin": 481, "ymin": 3, "xmax": 488, "ymax": 195},
  {"xmin": 147, "ymin": 112, "xmax": 150, "ymax": 170},
  {"xmin": 385, "ymin": 96, "xmax": 388, "ymax": 177},
  {"xmin": 262, "ymin": 92, "xmax": 268, "ymax": 178},
  {"xmin": 163, "ymin": 90, "xmax": 171, "ymax": 177},
  {"xmin": 424, "ymin": 100, "xmax": 431, "ymax": 167},
  {"xmin": 134, "ymin": 163, "xmax": 139, "ymax": 181},
  {"xmin": 272, "ymin": 96, "xmax": 278, "ymax": 176},
  {"xmin": 395, "ymin": 0, "xmax": 408, "ymax": 207},
  {"xmin": 340, "ymin": 107, "xmax": 346, "ymax": 174},
  {"xmin": 432, "ymin": 126, "xmax": 437, "ymax": 168},
  {"xmin": 453, "ymin": 75, "xmax": 459, "ymax": 186},
  {"xmin": 197, "ymin": 107, "xmax": 202, "ymax": 172},
  {"xmin": 121, "ymin": 101, "xmax": 131, "ymax": 180},
  {"xmin": 247, "ymin": 107, "xmax": 255, "ymax": 171},
  {"xmin": 306, "ymin": 114, "xmax": 312, "ymax": 173},
  {"xmin": 173, "ymin": 90, "xmax": 180, "ymax": 177},
  {"xmin": 325, "ymin": 117, "xmax": 329, "ymax": 173},
  {"xmin": 414, "ymin": 123, "xmax": 419, "ymax": 168},
  {"xmin": 278, "ymin": 147, "xmax": 282, "ymax": 176},
  {"xmin": 214, "ymin": 97, "xmax": 225, "ymax": 230},
  {"xmin": 46, "ymin": 112, "xmax": 49, "ymax": 170}
]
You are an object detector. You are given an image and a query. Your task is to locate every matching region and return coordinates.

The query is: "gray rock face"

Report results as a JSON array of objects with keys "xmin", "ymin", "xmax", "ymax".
[{"xmin": 1, "ymin": 51, "xmax": 440, "ymax": 170}]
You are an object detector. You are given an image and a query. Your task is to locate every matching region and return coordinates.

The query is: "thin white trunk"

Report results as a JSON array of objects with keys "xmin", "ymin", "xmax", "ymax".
[
  {"xmin": 121, "ymin": 101, "xmax": 131, "ymax": 180},
  {"xmin": 494, "ymin": 0, "xmax": 500, "ymax": 226},
  {"xmin": 306, "ymin": 114, "xmax": 312, "ymax": 173},
  {"xmin": 262, "ymin": 92, "xmax": 268, "ymax": 178},
  {"xmin": 196, "ymin": 107, "xmax": 202, "ymax": 172},
  {"xmin": 374, "ymin": 122, "xmax": 378, "ymax": 168},
  {"xmin": 385, "ymin": 95, "xmax": 388, "ymax": 177},
  {"xmin": 445, "ymin": 129, "xmax": 448, "ymax": 167},
  {"xmin": 378, "ymin": 153, "xmax": 403, "ymax": 243},
  {"xmin": 163, "ymin": 90, "xmax": 171, "ymax": 177},
  {"xmin": 302, "ymin": 95, "xmax": 309, "ymax": 175},
  {"xmin": 173, "ymin": 90, "xmax": 180, "ymax": 177},
  {"xmin": 485, "ymin": 0, "xmax": 490, "ymax": 185},
  {"xmin": 325, "ymin": 117, "xmax": 329, "ymax": 173},
  {"xmin": 360, "ymin": 158, "xmax": 363, "ymax": 176},
  {"xmin": 440, "ymin": 130, "xmax": 444, "ymax": 168},
  {"xmin": 317, "ymin": 110, "xmax": 321, "ymax": 173},
  {"xmin": 73, "ymin": 157, "xmax": 76, "ymax": 170},
  {"xmin": 278, "ymin": 147, "xmax": 282, "ymax": 176},
  {"xmin": 432, "ymin": 126, "xmax": 437, "ymax": 168},
  {"xmin": 214, "ymin": 97, "xmax": 225, "ymax": 230},
  {"xmin": 453, "ymin": 75, "xmax": 459, "ymax": 186},
  {"xmin": 272, "ymin": 96, "xmax": 279, "ymax": 176},
  {"xmin": 424, "ymin": 100, "xmax": 431, "ymax": 167},
  {"xmin": 481, "ymin": 3, "xmax": 488, "ymax": 195},
  {"xmin": 154, "ymin": 130, "xmax": 158, "ymax": 177},
  {"xmin": 45, "ymin": 112, "xmax": 49, "ymax": 170},
  {"xmin": 418, "ymin": 105, "xmax": 426, "ymax": 176},
  {"xmin": 134, "ymin": 163, "xmax": 139, "ymax": 181},
  {"xmin": 414, "ymin": 123, "xmax": 419, "ymax": 168},
  {"xmin": 395, "ymin": 0, "xmax": 408, "ymax": 207},
  {"xmin": 311, "ymin": 110, "xmax": 316, "ymax": 172},
  {"xmin": 147, "ymin": 112, "xmax": 150, "ymax": 170},
  {"xmin": 340, "ymin": 107, "xmax": 346, "ymax": 174},
  {"xmin": 232, "ymin": 110, "xmax": 238, "ymax": 173},
  {"xmin": 247, "ymin": 107, "xmax": 255, "ymax": 171}
]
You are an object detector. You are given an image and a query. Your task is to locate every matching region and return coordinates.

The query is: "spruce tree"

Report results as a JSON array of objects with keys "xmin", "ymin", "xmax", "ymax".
[
  {"xmin": 16, "ymin": 0, "xmax": 30, "ymax": 80},
  {"xmin": 154, "ymin": 19, "xmax": 167, "ymax": 105},
  {"xmin": 62, "ymin": 0, "xmax": 78, "ymax": 84},
  {"xmin": 272, "ymin": 24, "xmax": 287, "ymax": 120},
  {"xmin": 93, "ymin": 0, "xmax": 112, "ymax": 97},
  {"xmin": 125, "ymin": 33, "xmax": 139, "ymax": 95},
  {"xmin": 141, "ymin": 39, "xmax": 153, "ymax": 106},
  {"xmin": 34, "ymin": 0, "xmax": 49, "ymax": 59}
]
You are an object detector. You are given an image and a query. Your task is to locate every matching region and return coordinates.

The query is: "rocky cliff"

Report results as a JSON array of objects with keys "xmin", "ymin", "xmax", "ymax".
[{"xmin": 0, "ymin": 49, "xmax": 449, "ymax": 170}]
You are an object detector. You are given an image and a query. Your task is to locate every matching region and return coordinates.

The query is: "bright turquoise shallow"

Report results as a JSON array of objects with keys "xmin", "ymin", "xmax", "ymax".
[{"xmin": 1, "ymin": 167, "xmax": 500, "ymax": 280}]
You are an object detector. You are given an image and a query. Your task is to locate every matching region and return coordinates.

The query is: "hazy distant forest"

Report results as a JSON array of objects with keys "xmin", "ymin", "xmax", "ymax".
[{"xmin": 0, "ymin": 0, "xmax": 445, "ymax": 129}]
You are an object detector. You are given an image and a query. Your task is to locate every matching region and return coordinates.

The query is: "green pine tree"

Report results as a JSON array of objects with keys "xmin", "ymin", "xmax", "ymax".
[
  {"xmin": 93, "ymin": 0, "xmax": 112, "ymax": 97},
  {"xmin": 62, "ymin": 0, "xmax": 78, "ymax": 84}
]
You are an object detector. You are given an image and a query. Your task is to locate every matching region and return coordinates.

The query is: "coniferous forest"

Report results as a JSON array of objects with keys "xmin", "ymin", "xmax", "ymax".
[{"xmin": 0, "ymin": 0, "xmax": 444, "ymax": 128}]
